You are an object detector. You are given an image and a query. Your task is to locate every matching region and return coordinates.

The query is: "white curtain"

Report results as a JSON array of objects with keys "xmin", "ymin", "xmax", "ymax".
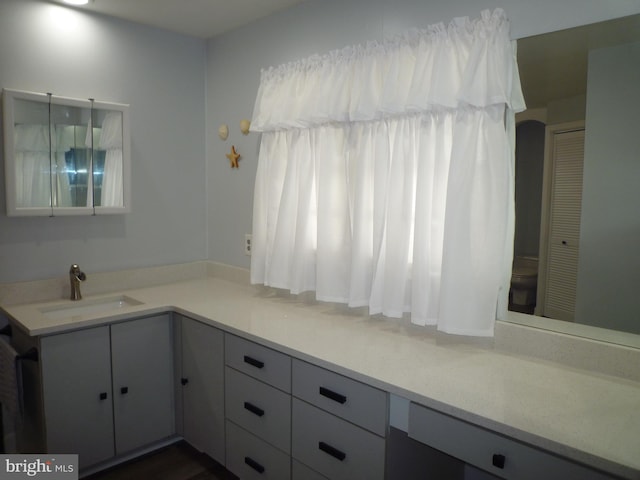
[
  {"xmin": 86, "ymin": 112, "xmax": 123, "ymax": 207},
  {"xmin": 250, "ymin": 9, "xmax": 525, "ymax": 336},
  {"xmin": 13, "ymin": 124, "xmax": 72, "ymax": 209},
  {"xmin": 99, "ymin": 112, "xmax": 124, "ymax": 207},
  {"xmin": 14, "ymin": 124, "xmax": 51, "ymax": 208}
]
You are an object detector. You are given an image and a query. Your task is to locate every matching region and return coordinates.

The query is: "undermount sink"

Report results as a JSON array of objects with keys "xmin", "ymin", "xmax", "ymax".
[{"xmin": 39, "ymin": 295, "xmax": 143, "ymax": 320}]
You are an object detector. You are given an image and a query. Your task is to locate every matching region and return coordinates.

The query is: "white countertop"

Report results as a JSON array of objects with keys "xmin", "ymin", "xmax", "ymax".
[{"xmin": 3, "ymin": 276, "xmax": 639, "ymax": 479}]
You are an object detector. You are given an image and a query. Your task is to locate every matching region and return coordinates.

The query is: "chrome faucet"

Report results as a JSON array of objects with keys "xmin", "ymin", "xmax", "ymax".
[{"xmin": 69, "ymin": 264, "xmax": 87, "ymax": 301}]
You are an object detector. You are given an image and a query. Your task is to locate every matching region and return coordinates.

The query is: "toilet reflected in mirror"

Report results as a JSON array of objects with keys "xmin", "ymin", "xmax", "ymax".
[{"xmin": 509, "ymin": 256, "xmax": 539, "ymax": 314}]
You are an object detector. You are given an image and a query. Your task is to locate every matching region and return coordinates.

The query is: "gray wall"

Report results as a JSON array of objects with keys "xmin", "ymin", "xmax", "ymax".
[
  {"xmin": 575, "ymin": 42, "xmax": 640, "ymax": 334},
  {"xmin": 514, "ymin": 121, "xmax": 545, "ymax": 258},
  {"xmin": 0, "ymin": 0, "xmax": 207, "ymax": 283},
  {"xmin": 205, "ymin": 0, "xmax": 640, "ymax": 269}
]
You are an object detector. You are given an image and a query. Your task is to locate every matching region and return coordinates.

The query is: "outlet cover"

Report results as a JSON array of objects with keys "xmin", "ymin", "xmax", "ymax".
[{"xmin": 244, "ymin": 234, "xmax": 252, "ymax": 256}]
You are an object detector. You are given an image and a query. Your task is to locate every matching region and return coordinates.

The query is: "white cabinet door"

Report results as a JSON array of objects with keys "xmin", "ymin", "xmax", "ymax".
[
  {"xmin": 179, "ymin": 316, "xmax": 225, "ymax": 464},
  {"xmin": 111, "ymin": 314, "xmax": 175, "ymax": 454},
  {"xmin": 40, "ymin": 326, "xmax": 114, "ymax": 468}
]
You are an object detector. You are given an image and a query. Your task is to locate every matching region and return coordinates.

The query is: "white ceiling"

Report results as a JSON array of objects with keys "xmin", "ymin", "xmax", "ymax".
[{"xmin": 50, "ymin": 0, "xmax": 308, "ymax": 39}]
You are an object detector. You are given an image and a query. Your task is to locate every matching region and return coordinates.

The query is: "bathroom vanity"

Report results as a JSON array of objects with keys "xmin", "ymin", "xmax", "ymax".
[
  {"xmin": 39, "ymin": 314, "xmax": 174, "ymax": 466},
  {"xmin": 2, "ymin": 269, "xmax": 638, "ymax": 479}
]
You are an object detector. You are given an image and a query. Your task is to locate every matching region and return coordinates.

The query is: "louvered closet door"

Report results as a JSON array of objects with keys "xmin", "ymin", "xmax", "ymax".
[{"xmin": 543, "ymin": 128, "xmax": 584, "ymax": 321}]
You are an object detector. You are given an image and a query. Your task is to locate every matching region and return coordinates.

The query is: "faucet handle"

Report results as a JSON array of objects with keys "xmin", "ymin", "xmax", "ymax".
[{"xmin": 69, "ymin": 264, "xmax": 86, "ymax": 280}]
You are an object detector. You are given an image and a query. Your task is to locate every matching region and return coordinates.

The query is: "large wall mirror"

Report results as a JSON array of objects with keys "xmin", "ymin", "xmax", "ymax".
[
  {"xmin": 2, "ymin": 89, "xmax": 131, "ymax": 216},
  {"xmin": 509, "ymin": 14, "xmax": 640, "ymax": 340}
]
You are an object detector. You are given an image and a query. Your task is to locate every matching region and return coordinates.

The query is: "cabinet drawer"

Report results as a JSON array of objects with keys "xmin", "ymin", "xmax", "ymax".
[
  {"xmin": 226, "ymin": 420, "xmax": 291, "ymax": 480},
  {"xmin": 225, "ymin": 367, "xmax": 291, "ymax": 453},
  {"xmin": 225, "ymin": 334, "xmax": 291, "ymax": 392},
  {"xmin": 292, "ymin": 359, "xmax": 387, "ymax": 436},
  {"xmin": 408, "ymin": 403, "xmax": 613, "ymax": 480},
  {"xmin": 292, "ymin": 459, "xmax": 328, "ymax": 480},
  {"xmin": 292, "ymin": 399, "xmax": 385, "ymax": 480}
]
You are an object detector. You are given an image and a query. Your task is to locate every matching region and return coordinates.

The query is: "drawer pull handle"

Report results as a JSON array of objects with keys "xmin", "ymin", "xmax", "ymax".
[
  {"xmin": 181, "ymin": 377, "xmax": 189, "ymax": 386},
  {"xmin": 120, "ymin": 386, "xmax": 129, "ymax": 395},
  {"xmin": 244, "ymin": 456, "xmax": 265, "ymax": 474},
  {"xmin": 244, "ymin": 355, "xmax": 264, "ymax": 369},
  {"xmin": 319, "ymin": 441, "xmax": 346, "ymax": 461},
  {"xmin": 244, "ymin": 401, "xmax": 265, "ymax": 417},
  {"xmin": 319, "ymin": 386, "xmax": 347, "ymax": 404},
  {"xmin": 492, "ymin": 454, "xmax": 506, "ymax": 469},
  {"xmin": 99, "ymin": 392, "xmax": 108, "ymax": 400}
]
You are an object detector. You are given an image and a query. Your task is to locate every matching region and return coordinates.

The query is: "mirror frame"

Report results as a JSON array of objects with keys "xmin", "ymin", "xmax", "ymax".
[{"xmin": 2, "ymin": 88, "xmax": 131, "ymax": 216}]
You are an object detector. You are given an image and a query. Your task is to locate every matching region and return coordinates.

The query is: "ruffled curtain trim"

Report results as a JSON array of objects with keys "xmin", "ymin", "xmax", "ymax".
[{"xmin": 251, "ymin": 8, "xmax": 525, "ymax": 132}]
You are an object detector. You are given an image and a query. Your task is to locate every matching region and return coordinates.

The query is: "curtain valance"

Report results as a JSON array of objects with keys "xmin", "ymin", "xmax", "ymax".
[{"xmin": 251, "ymin": 9, "xmax": 524, "ymax": 132}]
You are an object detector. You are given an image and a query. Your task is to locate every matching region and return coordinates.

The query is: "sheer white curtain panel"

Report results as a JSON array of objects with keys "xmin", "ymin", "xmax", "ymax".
[
  {"xmin": 99, "ymin": 112, "xmax": 124, "ymax": 207},
  {"xmin": 250, "ymin": 9, "xmax": 525, "ymax": 336},
  {"xmin": 14, "ymin": 124, "xmax": 51, "ymax": 208},
  {"xmin": 13, "ymin": 124, "xmax": 72, "ymax": 209}
]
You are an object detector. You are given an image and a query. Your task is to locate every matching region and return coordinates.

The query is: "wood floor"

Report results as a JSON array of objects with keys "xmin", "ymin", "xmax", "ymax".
[{"xmin": 83, "ymin": 442, "xmax": 238, "ymax": 480}]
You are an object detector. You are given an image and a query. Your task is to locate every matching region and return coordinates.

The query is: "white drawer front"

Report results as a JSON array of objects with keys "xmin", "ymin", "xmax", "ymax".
[
  {"xmin": 226, "ymin": 420, "xmax": 291, "ymax": 480},
  {"xmin": 225, "ymin": 334, "xmax": 291, "ymax": 392},
  {"xmin": 292, "ymin": 359, "xmax": 387, "ymax": 436},
  {"xmin": 408, "ymin": 403, "xmax": 614, "ymax": 480},
  {"xmin": 225, "ymin": 367, "xmax": 291, "ymax": 453},
  {"xmin": 292, "ymin": 459, "xmax": 328, "ymax": 480},
  {"xmin": 292, "ymin": 399, "xmax": 385, "ymax": 480}
]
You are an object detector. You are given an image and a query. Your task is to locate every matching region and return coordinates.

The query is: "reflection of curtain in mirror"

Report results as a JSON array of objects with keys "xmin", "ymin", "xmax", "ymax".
[
  {"xmin": 99, "ymin": 112, "xmax": 123, "ymax": 207},
  {"xmin": 52, "ymin": 126, "xmax": 75, "ymax": 207},
  {"xmin": 13, "ymin": 124, "xmax": 53, "ymax": 208},
  {"xmin": 13, "ymin": 124, "xmax": 73, "ymax": 208},
  {"xmin": 14, "ymin": 124, "xmax": 49, "ymax": 207}
]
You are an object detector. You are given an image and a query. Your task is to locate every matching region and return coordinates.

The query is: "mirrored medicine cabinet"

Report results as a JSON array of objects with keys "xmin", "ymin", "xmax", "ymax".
[{"xmin": 2, "ymin": 88, "xmax": 131, "ymax": 216}]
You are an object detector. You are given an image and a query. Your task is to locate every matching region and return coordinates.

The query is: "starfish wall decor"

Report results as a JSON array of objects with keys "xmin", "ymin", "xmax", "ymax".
[{"xmin": 226, "ymin": 145, "xmax": 240, "ymax": 168}]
